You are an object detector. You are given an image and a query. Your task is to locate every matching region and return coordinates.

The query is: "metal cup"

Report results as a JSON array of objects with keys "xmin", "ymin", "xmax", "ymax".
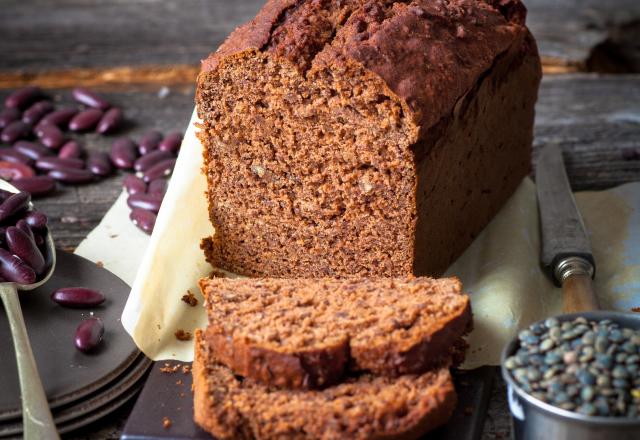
[{"xmin": 501, "ymin": 311, "xmax": 640, "ymax": 440}]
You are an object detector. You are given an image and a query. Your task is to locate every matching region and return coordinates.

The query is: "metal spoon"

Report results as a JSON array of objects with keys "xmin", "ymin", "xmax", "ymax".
[{"xmin": 0, "ymin": 180, "xmax": 59, "ymax": 440}]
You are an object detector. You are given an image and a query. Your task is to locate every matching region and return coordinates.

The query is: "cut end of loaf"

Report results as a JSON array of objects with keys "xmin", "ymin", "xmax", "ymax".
[
  {"xmin": 200, "ymin": 276, "xmax": 471, "ymax": 389},
  {"xmin": 193, "ymin": 329, "xmax": 457, "ymax": 440}
]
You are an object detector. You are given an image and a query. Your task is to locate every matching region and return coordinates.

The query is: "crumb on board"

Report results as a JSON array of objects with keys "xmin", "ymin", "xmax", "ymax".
[
  {"xmin": 160, "ymin": 363, "xmax": 182, "ymax": 374},
  {"xmin": 179, "ymin": 392, "xmax": 186, "ymax": 398},
  {"xmin": 162, "ymin": 417, "xmax": 172, "ymax": 429},
  {"xmin": 95, "ymin": 261, "xmax": 104, "ymax": 268},
  {"xmin": 157, "ymin": 324, "xmax": 162, "ymax": 330},
  {"xmin": 182, "ymin": 365, "xmax": 191, "ymax": 374},
  {"xmin": 109, "ymin": 233, "xmax": 118, "ymax": 238},
  {"xmin": 175, "ymin": 329, "xmax": 192, "ymax": 341},
  {"xmin": 176, "ymin": 379, "xmax": 183, "ymax": 385},
  {"xmin": 181, "ymin": 290, "xmax": 198, "ymax": 307}
]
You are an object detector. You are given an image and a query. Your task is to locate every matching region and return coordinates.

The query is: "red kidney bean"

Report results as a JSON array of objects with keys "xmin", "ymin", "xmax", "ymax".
[
  {"xmin": 74, "ymin": 317, "xmax": 104, "ymax": 352},
  {"xmin": 133, "ymin": 150, "xmax": 173, "ymax": 173},
  {"xmin": 23, "ymin": 211, "xmax": 48, "ymax": 230},
  {"xmin": 48, "ymin": 168, "xmax": 94, "ymax": 184},
  {"xmin": 110, "ymin": 137, "xmax": 138, "ymax": 170},
  {"xmin": 0, "ymin": 190, "xmax": 12, "ymax": 202},
  {"xmin": 1, "ymin": 121, "xmax": 31, "ymax": 144},
  {"xmin": 36, "ymin": 124, "xmax": 65, "ymax": 150},
  {"xmin": 0, "ymin": 108, "xmax": 21, "ymax": 129},
  {"xmin": 22, "ymin": 101, "xmax": 54, "ymax": 125},
  {"xmin": 158, "ymin": 132, "xmax": 182, "ymax": 153},
  {"xmin": 0, "ymin": 192, "xmax": 30, "ymax": 222},
  {"xmin": 129, "ymin": 208, "xmax": 156, "ymax": 234},
  {"xmin": 38, "ymin": 107, "xmax": 78, "ymax": 128},
  {"xmin": 0, "ymin": 248, "xmax": 36, "ymax": 284},
  {"xmin": 0, "ymin": 148, "xmax": 34, "ymax": 166},
  {"xmin": 148, "ymin": 178, "xmax": 167, "ymax": 197},
  {"xmin": 69, "ymin": 108, "xmax": 103, "ymax": 132},
  {"xmin": 127, "ymin": 193, "xmax": 163, "ymax": 213},
  {"xmin": 6, "ymin": 226, "xmax": 45, "ymax": 275},
  {"xmin": 0, "ymin": 161, "xmax": 35, "ymax": 181},
  {"xmin": 13, "ymin": 141, "xmax": 54, "ymax": 160},
  {"xmin": 72, "ymin": 88, "xmax": 110, "ymax": 110},
  {"xmin": 96, "ymin": 107, "xmax": 123, "ymax": 134},
  {"xmin": 123, "ymin": 174, "xmax": 146, "ymax": 195},
  {"xmin": 16, "ymin": 219, "xmax": 35, "ymax": 242},
  {"xmin": 142, "ymin": 158, "xmax": 176, "ymax": 183},
  {"xmin": 12, "ymin": 176, "xmax": 56, "ymax": 197},
  {"xmin": 87, "ymin": 152, "xmax": 112, "ymax": 177},
  {"xmin": 35, "ymin": 157, "xmax": 84, "ymax": 172},
  {"xmin": 138, "ymin": 130, "xmax": 162, "ymax": 155},
  {"xmin": 51, "ymin": 287, "xmax": 105, "ymax": 308},
  {"xmin": 58, "ymin": 140, "xmax": 85, "ymax": 159},
  {"xmin": 4, "ymin": 87, "xmax": 45, "ymax": 110}
]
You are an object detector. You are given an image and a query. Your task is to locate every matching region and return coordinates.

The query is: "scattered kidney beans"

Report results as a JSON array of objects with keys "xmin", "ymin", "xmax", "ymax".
[
  {"xmin": 74, "ymin": 317, "xmax": 105, "ymax": 353},
  {"xmin": 0, "ymin": 247, "xmax": 36, "ymax": 284},
  {"xmin": 110, "ymin": 137, "xmax": 139, "ymax": 170},
  {"xmin": 0, "ymin": 108, "xmax": 21, "ymax": 129},
  {"xmin": 11, "ymin": 176, "xmax": 56, "ymax": 197},
  {"xmin": 129, "ymin": 208, "xmax": 156, "ymax": 234},
  {"xmin": 48, "ymin": 168, "xmax": 95, "ymax": 184},
  {"xmin": 23, "ymin": 211, "xmax": 48, "ymax": 230},
  {"xmin": 87, "ymin": 152, "xmax": 113, "ymax": 177},
  {"xmin": 36, "ymin": 123, "xmax": 65, "ymax": 150},
  {"xmin": 51, "ymin": 287, "xmax": 105, "ymax": 308},
  {"xmin": 158, "ymin": 132, "xmax": 182, "ymax": 153},
  {"xmin": 127, "ymin": 193, "xmax": 163, "ymax": 213},
  {"xmin": 1, "ymin": 120, "xmax": 31, "ymax": 144},
  {"xmin": 35, "ymin": 157, "xmax": 85, "ymax": 172},
  {"xmin": 58, "ymin": 140, "xmax": 85, "ymax": 159},
  {"xmin": 123, "ymin": 174, "xmax": 146, "ymax": 195},
  {"xmin": 142, "ymin": 158, "xmax": 176, "ymax": 183},
  {"xmin": 4, "ymin": 87, "xmax": 45, "ymax": 110},
  {"xmin": 148, "ymin": 179, "xmax": 167, "ymax": 197},
  {"xmin": 133, "ymin": 149, "xmax": 173, "ymax": 173},
  {"xmin": 138, "ymin": 130, "xmax": 162, "ymax": 155},
  {"xmin": 72, "ymin": 88, "xmax": 110, "ymax": 111},
  {"xmin": 0, "ymin": 161, "xmax": 36, "ymax": 181},
  {"xmin": 0, "ymin": 149, "xmax": 34, "ymax": 166},
  {"xmin": 13, "ymin": 141, "xmax": 53, "ymax": 161},
  {"xmin": 96, "ymin": 107, "xmax": 123, "ymax": 134},
  {"xmin": 22, "ymin": 101, "xmax": 54, "ymax": 125},
  {"xmin": 0, "ymin": 191, "xmax": 30, "ymax": 222},
  {"xmin": 69, "ymin": 108, "xmax": 103, "ymax": 132},
  {"xmin": 16, "ymin": 219, "xmax": 35, "ymax": 242},
  {"xmin": 38, "ymin": 107, "xmax": 78, "ymax": 128}
]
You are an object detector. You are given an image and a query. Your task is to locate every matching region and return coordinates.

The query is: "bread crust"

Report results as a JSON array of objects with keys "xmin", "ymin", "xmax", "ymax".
[
  {"xmin": 193, "ymin": 330, "xmax": 457, "ymax": 440},
  {"xmin": 200, "ymin": 276, "xmax": 471, "ymax": 389}
]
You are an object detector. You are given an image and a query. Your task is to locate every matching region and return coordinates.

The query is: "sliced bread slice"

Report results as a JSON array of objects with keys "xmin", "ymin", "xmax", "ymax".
[
  {"xmin": 200, "ymin": 276, "xmax": 471, "ymax": 389},
  {"xmin": 193, "ymin": 330, "xmax": 456, "ymax": 440}
]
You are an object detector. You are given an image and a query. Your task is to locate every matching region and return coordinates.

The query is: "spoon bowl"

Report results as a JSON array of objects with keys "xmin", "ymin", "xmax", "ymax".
[{"xmin": 0, "ymin": 179, "xmax": 59, "ymax": 439}]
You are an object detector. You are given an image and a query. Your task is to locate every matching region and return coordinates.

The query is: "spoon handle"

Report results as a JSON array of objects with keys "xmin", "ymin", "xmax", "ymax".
[{"xmin": 0, "ymin": 284, "xmax": 60, "ymax": 440}]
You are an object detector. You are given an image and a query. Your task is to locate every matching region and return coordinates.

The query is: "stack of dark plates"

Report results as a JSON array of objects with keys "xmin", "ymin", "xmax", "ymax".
[{"xmin": 0, "ymin": 251, "xmax": 151, "ymax": 438}]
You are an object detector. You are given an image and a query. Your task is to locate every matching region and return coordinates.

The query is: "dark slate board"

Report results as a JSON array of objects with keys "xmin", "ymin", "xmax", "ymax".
[
  {"xmin": 121, "ymin": 363, "xmax": 494, "ymax": 440},
  {"xmin": 0, "ymin": 251, "xmax": 140, "ymax": 419}
]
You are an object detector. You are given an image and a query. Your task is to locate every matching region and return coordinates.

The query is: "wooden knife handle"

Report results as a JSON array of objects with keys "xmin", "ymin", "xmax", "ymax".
[{"xmin": 562, "ymin": 273, "xmax": 599, "ymax": 313}]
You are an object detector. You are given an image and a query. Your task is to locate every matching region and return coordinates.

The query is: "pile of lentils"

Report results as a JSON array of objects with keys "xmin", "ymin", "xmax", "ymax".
[
  {"xmin": 0, "ymin": 86, "xmax": 181, "ymax": 235},
  {"xmin": 505, "ymin": 317, "xmax": 640, "ymax": 417}
]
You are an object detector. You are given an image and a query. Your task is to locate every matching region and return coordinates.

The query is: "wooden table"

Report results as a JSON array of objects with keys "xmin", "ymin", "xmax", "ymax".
[{"xmin": 1, "ymin": 1, "xmax": 639, "ymax": 438}]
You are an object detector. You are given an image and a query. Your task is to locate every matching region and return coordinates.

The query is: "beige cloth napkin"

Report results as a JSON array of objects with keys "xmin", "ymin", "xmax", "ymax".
[{"xmin": 75, "ymin": 109, "xmax": 640, "ymax": 368}]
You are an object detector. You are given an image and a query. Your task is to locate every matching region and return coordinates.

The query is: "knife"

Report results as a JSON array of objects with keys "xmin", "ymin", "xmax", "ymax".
[{"xmin": 536, "ymin": 144, "xmax": 599, "ymax": 313}]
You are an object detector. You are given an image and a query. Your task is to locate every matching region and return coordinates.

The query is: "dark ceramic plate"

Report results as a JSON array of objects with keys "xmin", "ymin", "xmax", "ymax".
[
  {"xmin": 0, "ymin": 250, "xmax": 141, "ymax": 421},
  {"xmin": 0, "ymin": 352, "xmax": 151, "ymax": 437},
  {"xmin": 122, "ymin": 362, "xmax": 495, "ymax": 440}
]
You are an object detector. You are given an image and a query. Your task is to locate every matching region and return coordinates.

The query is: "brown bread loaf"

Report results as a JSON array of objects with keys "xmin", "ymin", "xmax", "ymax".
[
  {"xmin": 196, "ymin": 0, "xmax": 541, "ymax": 277},
  {"xmin": 193, "ymin": 329, "xmax": 457, "ymax": 440},
  {"xmin": 200, "ymin": 276, "xmax": 471, "ymax": 389}
]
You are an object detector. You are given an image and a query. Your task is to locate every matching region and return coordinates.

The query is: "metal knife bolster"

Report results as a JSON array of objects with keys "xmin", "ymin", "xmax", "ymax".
[{"xmin": 552, "ymin": 254, "xmax": 595, "ymax": 285}]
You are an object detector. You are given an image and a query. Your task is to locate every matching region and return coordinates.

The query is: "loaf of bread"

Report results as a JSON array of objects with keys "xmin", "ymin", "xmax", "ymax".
[
  {"xmin": 193, "ymin": 330, "xmax": 457, "ymax": 440},
  {"xmin": 200, "ymin": 276, "xmax": 471, "ymax": 389},
  {"xmin": 196, "ymin": 0, "xmax": 541, "ymax": 277}
]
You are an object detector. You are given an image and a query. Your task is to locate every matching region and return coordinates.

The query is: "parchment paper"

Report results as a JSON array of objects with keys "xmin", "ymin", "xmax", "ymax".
[{"xmin": 75, "ymin": 109, "xmax": 640, "ymax": 368}]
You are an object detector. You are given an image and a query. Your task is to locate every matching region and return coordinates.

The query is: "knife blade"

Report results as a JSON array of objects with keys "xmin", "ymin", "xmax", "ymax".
[{"xmin": 535, "ymin": 144, "xmax": 599, "ymax": 312}]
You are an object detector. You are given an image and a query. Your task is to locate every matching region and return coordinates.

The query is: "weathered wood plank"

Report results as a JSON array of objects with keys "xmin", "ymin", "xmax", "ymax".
[{"xmin": 1, "ymin": 0, "xmax": 640, "ymax": 84}]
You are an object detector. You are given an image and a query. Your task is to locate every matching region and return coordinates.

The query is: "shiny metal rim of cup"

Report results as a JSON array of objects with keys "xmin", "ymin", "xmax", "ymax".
[{"xmin": 500, "ymin": 310, "xmax": 640, "ymax": 427}]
